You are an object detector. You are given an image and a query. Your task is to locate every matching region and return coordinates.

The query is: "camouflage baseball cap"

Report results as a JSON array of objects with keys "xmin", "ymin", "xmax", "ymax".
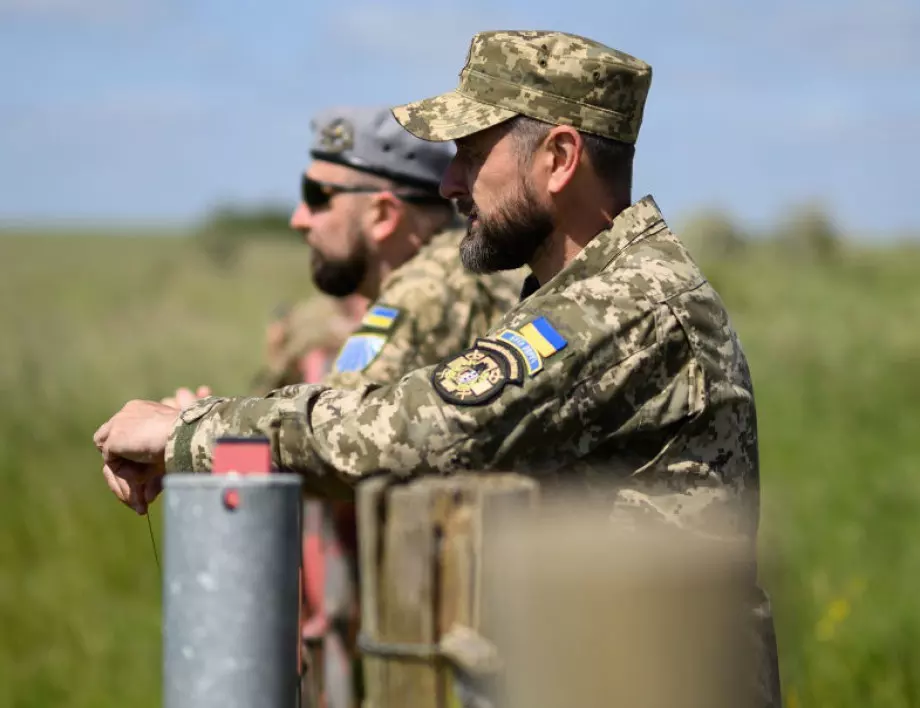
[{"xmin": 392, "ymin": 31, "xmax": 652, "ymax": 145}]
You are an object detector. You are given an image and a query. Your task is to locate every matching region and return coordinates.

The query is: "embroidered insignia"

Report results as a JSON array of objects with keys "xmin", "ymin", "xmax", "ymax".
[
  {"xmin": 475, "ymin": 338, "xmax": 526, "ymax": 382},
  {"xmin": 431, "ymin": 344, "xmax": 523, "ymax": 406},
  {"xmin": 496, "ymin": 328, "xmax": 543, "ymax": 376},
  {"xmin": 332, "ymin": 333, "xmax": 386, "ymax": 373},
  {"xmin": 361, "ymin": 304, "xmax": 400, "ymax": 332},
  {"xmin": 318, "ymin": 117, "xmax": 354, "ymax": 153}
]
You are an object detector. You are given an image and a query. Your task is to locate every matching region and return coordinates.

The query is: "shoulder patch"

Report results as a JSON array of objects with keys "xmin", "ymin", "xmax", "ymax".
[
  {"xmin": 518, "ymin": 316, "xmax": 567, "ymax": 358},
  {"xmin": 496, "ymin": 328, "xmax": 544, "ymax": 376},
  {"xmin": 431, "ymin": 343, "xmax": 524, "ymax": 406},
  {"xmin": 361, "ymin": 305, "xmax": 401, "ymax": 332},
  {"xmin": 332, "ymin": 333, "xmax": 387, "ymax": 373},
  {"xmin": 475, "ymin": 338, "xmax": 526, "ymax": 382}
]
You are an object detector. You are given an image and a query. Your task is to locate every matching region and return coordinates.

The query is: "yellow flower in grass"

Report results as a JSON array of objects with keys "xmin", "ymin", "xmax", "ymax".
[{"xmin": 815, "ymin": 597, "xmax": 851, "ymax": 642}]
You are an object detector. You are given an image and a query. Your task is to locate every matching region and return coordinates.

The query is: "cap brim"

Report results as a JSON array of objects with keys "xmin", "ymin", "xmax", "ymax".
[{"xmin": 392, "ymin": 90, "xmax": 518, "ymax": 142}]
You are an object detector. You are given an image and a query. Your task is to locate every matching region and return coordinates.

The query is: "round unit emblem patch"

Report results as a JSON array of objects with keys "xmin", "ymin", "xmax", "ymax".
[{"xmin": 431, "ymin": 346, "xmax": 516, "ymax": 405}]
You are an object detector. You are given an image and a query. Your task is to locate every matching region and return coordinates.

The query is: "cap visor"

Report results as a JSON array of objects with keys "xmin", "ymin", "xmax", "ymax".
[{"xmin": 392, "ymin": 91, "xmax": 517, "ymax": 142}]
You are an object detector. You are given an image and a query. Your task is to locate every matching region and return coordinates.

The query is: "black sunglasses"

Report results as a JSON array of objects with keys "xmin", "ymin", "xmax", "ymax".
[
  {"xmin": 300, "ymin": 176, "xmax": 381, "ymax": 209},
  {"xmin": 300, "ymin": 175, "xmax": 446, "ymax": 209}
]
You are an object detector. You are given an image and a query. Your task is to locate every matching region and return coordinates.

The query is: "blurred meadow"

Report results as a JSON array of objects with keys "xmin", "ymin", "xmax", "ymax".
[{"xmin": 2, "ymin": 212, "xmax": 920, "ymax": 707}]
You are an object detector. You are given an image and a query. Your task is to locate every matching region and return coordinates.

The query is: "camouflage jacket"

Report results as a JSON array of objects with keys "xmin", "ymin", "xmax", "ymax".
[
  {"xmin": 167, "ymin": 196, "xmax": 760, "ymax": 537},
  {"xmin": 323, "ymin": 228, "xmax": 526, "ymax": 388},
  {"xmin": 250, "ymin": 229, "xmax": 526, "ymax": 393},
  {"xmin": 249, "ymin": 296, "xmax": 356, "ymax": 395}
]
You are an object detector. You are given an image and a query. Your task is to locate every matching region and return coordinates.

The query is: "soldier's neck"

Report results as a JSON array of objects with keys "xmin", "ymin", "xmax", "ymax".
[
  {"xmin": 529, "ymin": 202, "xmax": 628, "ymax": 286},
  {"xmin": 528, "ymin": 236, "xmax": 582, "ymax": 287},
  {"xmin": 357, "ymin": 268, "xmax": 383, "ymax": 302}
]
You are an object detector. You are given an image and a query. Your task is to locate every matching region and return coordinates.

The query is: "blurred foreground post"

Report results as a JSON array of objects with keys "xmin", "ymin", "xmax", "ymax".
[
  {"xmin": 162, "ymin": 470, "xmax": 303, "ymax": 708},
  {"xmin": 358, "ymin": 478, "xmax": 765, "ymax": 708},
  {"xmin": 484, "ymin": 502, "xmax": 762, "ymax": 708}
]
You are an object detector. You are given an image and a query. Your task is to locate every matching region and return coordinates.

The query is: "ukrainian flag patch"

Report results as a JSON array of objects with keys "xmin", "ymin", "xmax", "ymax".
[
  {"xmin": 518, "ymin": 316, "xmax": 567, "ymax": 358},
  {"xmin": 497, "ymin": 329, "xmax": 543, "ymax": 376},
  {"xmin": 361, "ymin": 305, "xmax": 400, "ymax": 332},
  {"xmin": 332, "ymin": 333, "xmax": 387, "ymax": 373}
]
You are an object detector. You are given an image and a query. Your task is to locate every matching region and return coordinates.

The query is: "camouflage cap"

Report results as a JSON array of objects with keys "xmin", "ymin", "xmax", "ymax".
[{"xmin": 392, "ymin": 31, "xmax": 652, "ymax": 145}]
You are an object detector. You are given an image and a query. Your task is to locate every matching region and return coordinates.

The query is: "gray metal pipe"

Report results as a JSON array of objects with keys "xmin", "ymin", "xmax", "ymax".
[{"xmin": 163, "ymin": 473, "xmax": 303, "ymax": 708}]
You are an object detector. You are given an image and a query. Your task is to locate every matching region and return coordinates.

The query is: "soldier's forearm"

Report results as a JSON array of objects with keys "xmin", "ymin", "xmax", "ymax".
[
  {"xmin": 164, "ymin": 388, "xmax": 362, "ymax": 498},
  {"xmin": 165, "ymin": 393, "xmax": 318, "ymax": 474}
]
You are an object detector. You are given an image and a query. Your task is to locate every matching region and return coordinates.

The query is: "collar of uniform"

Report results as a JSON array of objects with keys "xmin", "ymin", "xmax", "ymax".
[
  {"xmin": 519, "ymin": 273, "xmax": 541, "ymax": 301},
  {"xmin": 524, "ymin": 194, "xmax": 665, "ymax": 299},
  {"xmin": 377, "ymin": 226, "xmax": 460, "ymax": 294}
]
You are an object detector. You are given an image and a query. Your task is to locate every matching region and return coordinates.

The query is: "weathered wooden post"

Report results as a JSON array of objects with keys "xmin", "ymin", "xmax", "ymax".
[
  {"xmin": 356, "ymin": 473, "xmax": 539, "ymax": 708},
  {"xmin": 162, "ymin": 439, "xmax": 303, "ymax": 708}
]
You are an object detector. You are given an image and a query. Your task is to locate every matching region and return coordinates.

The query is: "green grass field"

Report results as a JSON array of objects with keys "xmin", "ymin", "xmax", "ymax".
[{"xmin": 1, "ymin": 229, "xmax": 919, "ymax": 707}]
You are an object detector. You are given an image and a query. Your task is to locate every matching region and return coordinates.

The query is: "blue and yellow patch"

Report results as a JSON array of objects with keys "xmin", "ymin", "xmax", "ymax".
[
  {"xmin": 431, "ymin": 316, "xmax": 567, "ymax": 406},
  {"xmin": 332, "ymin": 333, "xmax": 387, "ymax": 373},
  {"xmin": 361, "ymin": 305, "xmax": 400, "ymax": 332},
  {"xmin": 497, "ymin": 329, "xmax": 544, "ymax": 376},
  {"xmin": 518, "ymin": 316, "xmax": 567, "ymax": 358},
  {"xmin": 493, "ymin": 316, "xmax": 567, "ymax": 378}
]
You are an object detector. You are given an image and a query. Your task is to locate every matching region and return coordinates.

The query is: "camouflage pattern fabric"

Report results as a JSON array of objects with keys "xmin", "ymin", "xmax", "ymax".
[
  {"xmin": 168, "ymin": 197, "xmax": 756, "ymax": 530},
  {"xmin": 166, "ymin": 196, "xmax": 780, "ymax": 705},
  {"xmin": 300, "ymin": 227, "xmax": 525, "ymax": 708},
  {"xmin": 249, "ymin": 296, "xmax": 360, "ymax": 395},
  {"xmin": 324, "ymin": 228, "xmax": 527, "ymax": 389},
  {"xmin": 392, "ymin": 30, "xmax": 652, "ymax": 144}
]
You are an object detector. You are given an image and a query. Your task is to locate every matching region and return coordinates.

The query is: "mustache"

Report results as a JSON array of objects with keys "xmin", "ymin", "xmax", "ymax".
[{"xmin": 456, "ymin": 198, "xmax": 476, "ymax": 217}]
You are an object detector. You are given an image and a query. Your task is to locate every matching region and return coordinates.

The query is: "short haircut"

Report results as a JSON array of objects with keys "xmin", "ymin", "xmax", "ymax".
[{"xmin": 506, "ymin": 115, "xmax": 634, "ymax": 193}]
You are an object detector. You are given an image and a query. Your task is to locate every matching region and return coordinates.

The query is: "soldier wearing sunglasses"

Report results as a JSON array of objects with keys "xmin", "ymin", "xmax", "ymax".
[
  {"xmin": 291, "ymin": 108, "xmax": 525, "ymax": 708},
  {"xmin": 257, "ymin": 107, "xmax": 527, "ymax": 708},
  {"xmin": 162, "ymin": 108, "xmax": 525, "ymax": 708},
  {"xmin": 291, "ymin": 107, "xmax": 525, "ymax": 383}
]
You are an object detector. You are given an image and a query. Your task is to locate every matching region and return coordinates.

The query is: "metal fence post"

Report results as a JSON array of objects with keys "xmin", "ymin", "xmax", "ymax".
[{"xmin": 163, "ymin": 473, "xmax": 303, "ymax": 708}]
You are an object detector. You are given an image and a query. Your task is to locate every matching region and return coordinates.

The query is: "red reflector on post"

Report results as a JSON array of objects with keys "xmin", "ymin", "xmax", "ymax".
[{"xmin": 212, "ymin": 437, "xmax": 272, "ymax": 476}]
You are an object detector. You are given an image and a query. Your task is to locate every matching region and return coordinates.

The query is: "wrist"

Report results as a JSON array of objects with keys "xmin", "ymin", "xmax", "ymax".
[{"xmin": 164, "ymin": 397, "xmax": 223, "ymax": 474}]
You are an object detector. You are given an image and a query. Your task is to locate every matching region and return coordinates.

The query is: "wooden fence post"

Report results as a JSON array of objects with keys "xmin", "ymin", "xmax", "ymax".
[{"xmin": 356, "ymin": 474, "xmax": 539, "ymax": 708}]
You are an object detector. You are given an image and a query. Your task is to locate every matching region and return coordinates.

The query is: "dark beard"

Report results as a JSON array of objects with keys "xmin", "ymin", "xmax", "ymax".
[
  {"xmin": 310, "ymin": 242, "xmax": 368, "ymax": 297},
  {"xmin": 459, "ymin": 181, "xmax": 553, "ymax": 274}
]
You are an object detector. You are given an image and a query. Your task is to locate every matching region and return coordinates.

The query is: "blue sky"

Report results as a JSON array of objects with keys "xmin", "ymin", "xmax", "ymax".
[{"xmin": 1, "ymin": 0, "xmax": 918, "ymax": 236}]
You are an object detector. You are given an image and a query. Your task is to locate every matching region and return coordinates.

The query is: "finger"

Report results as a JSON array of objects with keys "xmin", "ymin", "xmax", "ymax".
[
  {"xmin": 196, "ymin": 385, "xmax": 212, "ymax": 398},
  {"xmin": 101, "ymin": 440, "xmax": 122, "ymax": 465},
  {"xmin": 106, "ymin": 461, "xmax": 150, "ymax": 515},
  {"xmin": 143, "ymin": 475, "xmax": 164, "ymax": 505},
  {"xmin": 102, "ymin": 462, "xmax": 134, "ymax": 506},
  {"xmin": 173, "ymin": 387, "xmax": 195, "ymax": 409},
  {"xmin": 93, "ymin": 417, "xmax": 114, "ymax": 451},
  {"xmin": 160, "ymin": 396, "xmax": 178, "ymax": 409}
]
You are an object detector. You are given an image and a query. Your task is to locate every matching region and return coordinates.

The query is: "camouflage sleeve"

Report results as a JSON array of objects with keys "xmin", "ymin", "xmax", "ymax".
[
  {"xmin": 165, "ymin": 286, "xmax": 703, "ymax": 500},
  {"xmin": 249, "ymin": 359, "xmax": 305, "ymax": 396},
  {"xmin": 248, "ymin": 297, "xmax": 353, "ymax": 395}
]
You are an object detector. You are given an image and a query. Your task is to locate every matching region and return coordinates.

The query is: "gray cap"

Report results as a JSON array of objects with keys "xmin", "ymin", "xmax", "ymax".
[{"xmin": 309, "ymin": 106, "xmax": 454, "ymax": 195}]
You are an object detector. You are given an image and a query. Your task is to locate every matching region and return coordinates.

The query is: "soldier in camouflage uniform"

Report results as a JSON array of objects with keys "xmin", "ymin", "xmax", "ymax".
[
  {"xmin": 164, "ymin": 107, "xmax": 524, "ymax": 708},
  {"xmin": 249, "ymin": 294, "xmax": 369, "ymax": 396},
  {"xmin": 97, "ymin": 30, "xmax": 781, "ymax": 706},
  {"xmin": 295, "ymin": 108, "xmax": 523, "ymax": 708},
  {"xmin": 277, "ymin": 107, "xmax": 525, "ymax": 708}
]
